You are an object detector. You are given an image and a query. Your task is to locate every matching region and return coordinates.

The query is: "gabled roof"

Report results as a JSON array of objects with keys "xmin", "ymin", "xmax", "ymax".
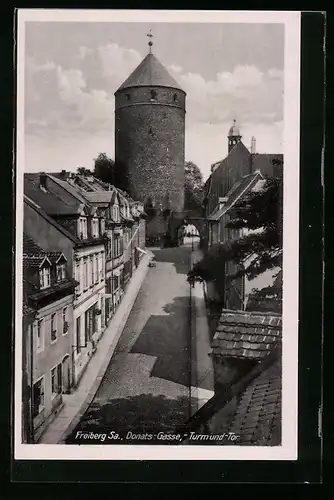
[
  {"xmin": 212, "ymin": 309, "xmax": 282, "ymax": 360},
  {"xmin": 23, "ymin": 234, "xmax": 67, "ymax": 267},
  {"xmin": 47, "ymin": 174, "xmax": 88, "ymax": 205},
  {"xmin": 116, "ymin": 53, "xmax": 183, "ymax": 92},
  {"xmin": 47, "ymin": 252, "xmax": 67, "ymax": 264},
  {"xmin": 208, "ymin": 170, "xmax": 263, "ymax": 221},
  {"xmin": 23, "ymin": 255, "xmax": 51, "ymax": 269},
  {"xmin": 24, "ymin": 175, "xmax": 79, "ymax": 216},
  {"xmin": 24, "ymin": 195, "xmax": 79, "ymax": 244},
  {"xmin": 82, "ymin": 191, "xmax": 115, "ymax": 204}
]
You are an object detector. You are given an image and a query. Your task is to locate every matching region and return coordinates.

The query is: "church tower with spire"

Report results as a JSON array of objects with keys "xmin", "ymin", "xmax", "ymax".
[{"xmin": 114, "ymin": 34, "xmax": 186, "ymax": 244}]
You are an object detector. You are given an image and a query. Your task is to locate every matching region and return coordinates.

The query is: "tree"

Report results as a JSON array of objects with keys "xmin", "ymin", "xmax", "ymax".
[
  {"xmin": 184, "ymin": 161, "xmax": 204, "ymax": 211},
  {"xmin": 76, "ymin": 166, "xmax": 93, "ymax": 175},
  {"xmin": 188, "ymin": 167, "xmax": 283, "ymax": 300},
  {"xmin": 94, "ymin": 152, "xmax": 115, "ymax": 184}
]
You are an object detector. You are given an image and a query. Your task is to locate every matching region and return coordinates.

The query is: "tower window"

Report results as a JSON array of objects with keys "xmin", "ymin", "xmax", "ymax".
[
  {"xmin": 150, "ymin": 89, "xmax": 157, "ymax": 101},
  {"xmin": 173, "ymin": 93, "xmax": 178, "ymax": 102},
  {"xmin": 148, "ymin": 127, "xmax": 153, "ymax": 136},
  {"xmin": 125, "ymin": 93, "xmax": 131, "ymax": 101}
]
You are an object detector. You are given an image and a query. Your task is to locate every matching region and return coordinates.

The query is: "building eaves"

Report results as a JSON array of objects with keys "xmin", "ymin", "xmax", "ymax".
[
  {"xmin": 116, "ymin": 52, "xmax": 183, "ymax": 92},
  {"xmin": 208, "ymin": 171, "xmax": 263, "ymax": 221},
  {"xmin": 211, "ymin": 309, "xmax": 282, "ymax": 360}
]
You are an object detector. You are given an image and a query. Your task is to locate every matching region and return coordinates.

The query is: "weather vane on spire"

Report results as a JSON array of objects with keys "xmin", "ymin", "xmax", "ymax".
[{"xmin": 147, "ymin": 29, "xmax": 154, "ymax": 53}]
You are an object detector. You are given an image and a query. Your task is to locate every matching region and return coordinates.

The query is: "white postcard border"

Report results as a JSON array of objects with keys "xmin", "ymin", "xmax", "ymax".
[{"xmin": 15, "ymin": 9, "xmax": 300, "ymax": 461}]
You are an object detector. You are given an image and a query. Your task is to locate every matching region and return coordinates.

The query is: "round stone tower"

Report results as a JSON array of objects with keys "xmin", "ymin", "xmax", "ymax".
[{"xmin": 114, "ymin": 49, "xmax": 186, "ymax": 225}]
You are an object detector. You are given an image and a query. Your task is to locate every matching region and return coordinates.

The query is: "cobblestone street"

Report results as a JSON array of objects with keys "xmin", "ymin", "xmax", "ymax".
[{"xmin": 66, "ymin": 244, "xmax": 205, "ymax": 443}]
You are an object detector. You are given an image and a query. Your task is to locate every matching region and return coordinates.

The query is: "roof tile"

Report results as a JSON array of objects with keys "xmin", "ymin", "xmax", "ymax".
[{"xmin": 212, "ymin": 309, "xmax": 282, "ymax": 360}]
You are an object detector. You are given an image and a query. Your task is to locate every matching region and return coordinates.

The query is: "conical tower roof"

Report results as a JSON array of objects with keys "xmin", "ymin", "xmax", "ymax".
[{"xmin": 116, "ymin": 53, "xmax": 183, "ymax": 92}]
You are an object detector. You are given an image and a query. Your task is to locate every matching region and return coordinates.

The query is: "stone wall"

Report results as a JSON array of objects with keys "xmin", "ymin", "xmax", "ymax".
[{"xmin": 115, "ymin": 86, "xmax": 185, "ymax": 213}]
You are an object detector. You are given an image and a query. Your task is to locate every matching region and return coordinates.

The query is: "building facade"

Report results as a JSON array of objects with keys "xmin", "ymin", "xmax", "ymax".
[
  {"xmin": 203, "ymin": 121, "xmax": 283, "ymax": 311},
  {"xmin": 22, "ymin": 233, "xmax": 76, "ymax": 442},
  {"xmin": 114, "ymin": 48, "xmax": 186, "ymax": 246},
  {"xmin": 24, "ymin": 175, "xmax": 107, "ymax": 386}
]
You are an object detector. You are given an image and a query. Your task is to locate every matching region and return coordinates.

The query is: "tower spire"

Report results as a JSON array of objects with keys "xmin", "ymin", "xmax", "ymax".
[{"xmin": 147, "ymin": 29, "xmax": 154, "ymax": 53}]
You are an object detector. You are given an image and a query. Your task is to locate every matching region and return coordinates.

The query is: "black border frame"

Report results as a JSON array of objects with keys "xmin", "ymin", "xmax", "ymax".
[{"xmin": 8, "ymin": 8, "xmax": 325, "ymax": 483}]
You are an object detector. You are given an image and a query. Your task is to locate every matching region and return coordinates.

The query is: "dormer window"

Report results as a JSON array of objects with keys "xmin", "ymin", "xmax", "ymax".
[
  {"xmin": 78, "ymin": 217, "xmax": 88, "ymax": 239},
  {"xmin": 92, "ymin": 218, "xmax": 99, "ymax": 238},
  {"xmin": 113, "ymin": 205, "xmax": 120, "ymax": 223},
  {"xmin": 56, "ymin": 263, "xmax": 66, "ymax": 282},
  {"xmin": 39, "ymin": 266, "xmax": 50, "ymax": 289}
]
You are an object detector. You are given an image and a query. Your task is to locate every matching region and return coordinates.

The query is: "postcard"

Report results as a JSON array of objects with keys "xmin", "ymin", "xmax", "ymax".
[{"xmin": 15, "ymin": 9, "xmax": 300, "ymax": 461}]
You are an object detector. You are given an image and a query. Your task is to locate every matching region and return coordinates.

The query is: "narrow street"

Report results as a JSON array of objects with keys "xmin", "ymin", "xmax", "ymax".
[{"xmin": 66, "ymin": 243, "xmax": 210, "ymax": 444}]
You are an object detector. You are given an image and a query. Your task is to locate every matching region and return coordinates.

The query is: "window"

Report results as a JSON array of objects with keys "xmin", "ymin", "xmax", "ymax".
[
  {"xmin": 97, "ymin": 254, "xmax": 102, "ymax": 280},
  {"xmin": 92, "ymin": 255, "xmax": 95, "ymax": 284},
  {"xmin": 32, "ymin": 377, "xmax": 44, "ymax": 417},
  {"xmin": 37, "ymin": 319, "xmax": 44, "ymax": 352},
  {"xmin": 75, "ymin": 260, "xmax": 81, "ymax": 296},
  {"xmin": 51, "ymin": 313, "xmax": 57, "ymax": 342},
  {"xmin": 150, "ymin": 89, "xmax": 157, "ymax": 100},
  {"xmin": 113, "ymin": 205, "xmax": 120, "ymax": 222},
  {"xmin": 39, "ymin": 266, "xmax": 50, "ymax": 289},
  {"xmin": 62, "ymin": 307, "xmax": 68, "ymax": 334},
  {"xmin": 100, "ymin": 253, "xmax": 104, "ymax": 280},
  {"xmin": 92, "ymin": 218, "xmax": 99, "ymax": 238},
  {"xmin": 125, "ymin": 93, "xmax": 131, "ymax": 101},
  {"xmin": 173, "ymin": 93, "xmax": 178, "ymax": 102},
  {"xmin": 56, "ymin": 263, "xmax": 66, "ymax": 282},
  {"xmin": 51, "ymin": 364, "xmax": 62, "ymax": 397},
  {"xmin": 114, "ymin": 275, "xmax": 119, "ymax": 290},
  {"xmin": 78, "ymin": 217, "xmax": 88, "ymax": 239},
  {"xmin": 94, "ymin": 254, "xmax": 98, "ymax": 283},
  {"xmin": 76, "ymin": 317, "xmax": 81, "ymax": 354},
  {"xmin": 84, "ymin": 259, "xmax": 88, "ymax": 290}
]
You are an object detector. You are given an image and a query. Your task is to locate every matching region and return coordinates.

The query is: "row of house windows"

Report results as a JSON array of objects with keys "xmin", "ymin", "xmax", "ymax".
[
  {"xmin": 78, "ymin": 217, "xmax": 104, "ymax": 240},
  {"xmin": 39, "ymin": 263, "xmax": 66, "ymax": 290},
  {"xmin": 36, "ymin": 307, "xmax": 68, "ymax": 353},
  {"xmin": 75, "ymin": 252, "xmax": 105, "ymax": 296},
  {"xmin": 32, "ymin": 360, "xmax": 64, "ymax": 417},
  {"xmin": 113, "ymin": 235, "xmax": 123, "ymax": 259},
  {"xmin": 75, "ymin": 302, "xmax": 100, "ymax": 355}
]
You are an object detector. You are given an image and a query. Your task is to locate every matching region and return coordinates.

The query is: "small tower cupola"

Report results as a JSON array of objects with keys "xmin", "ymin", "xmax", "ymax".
[{"xmin": 228, "ymin": 118, "xmax": 242, "ymax": 153}]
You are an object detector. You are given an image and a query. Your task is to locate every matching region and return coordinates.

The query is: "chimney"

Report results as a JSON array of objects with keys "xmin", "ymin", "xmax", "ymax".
[
  {"xmin": 39, "ymin": 172, "xmax": 47, "ymax": 190},
  {"xmin": 60, "ymin": 170, "xmax": 67, "ymax": 178},
  {"xmin": 251, "ymin": 136, "xmax": 256, "ymax": 154}
]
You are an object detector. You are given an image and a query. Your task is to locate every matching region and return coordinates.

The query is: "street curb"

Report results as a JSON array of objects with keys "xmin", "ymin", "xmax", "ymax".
[{"xmin": 58, "ymin": 252, "xmax": 152, "ymax": 443}]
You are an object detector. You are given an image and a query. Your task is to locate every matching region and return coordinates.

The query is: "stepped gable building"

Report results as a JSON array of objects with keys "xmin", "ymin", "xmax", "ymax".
[{"xmin": 114, "ymin": 40, "xmax": 186, "ymax": 246}]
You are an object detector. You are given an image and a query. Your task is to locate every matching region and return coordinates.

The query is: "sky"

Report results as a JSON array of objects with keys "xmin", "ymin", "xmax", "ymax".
[{"xmin": 24, "ymin": 20, "xmax": 284, "ymax": 181}]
